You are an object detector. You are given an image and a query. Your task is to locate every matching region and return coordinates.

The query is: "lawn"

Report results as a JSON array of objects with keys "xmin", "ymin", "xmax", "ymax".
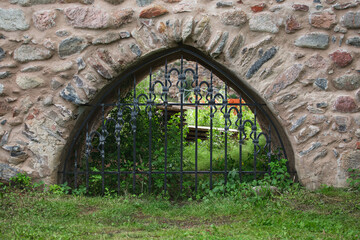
[{"xmin": 1, "ymin": 186, "xmax": 359, "ymax": 239}]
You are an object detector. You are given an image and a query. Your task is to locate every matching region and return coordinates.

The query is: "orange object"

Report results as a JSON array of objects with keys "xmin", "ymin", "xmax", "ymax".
[{"xmin": 228, "ymin": 99, "xmax": 240, "ymax": 115}]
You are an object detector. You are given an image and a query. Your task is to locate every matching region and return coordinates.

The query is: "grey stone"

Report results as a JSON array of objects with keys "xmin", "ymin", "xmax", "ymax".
[
  {"xmin": 59, "ymin": 37, "xmax": 88, "ymax": 58},
  {"xmin": 334, "ymin": 24, "xmax": 348, "ymax": 33},
  {"xmin": 182, "ymin": 17, "xmax": 193, "ymax": 42},
  {"xmin": 246, "ymin": 47, "xmax": 277, "ymax": 79},
  {"xmin": 196, "ymin": 25, "xmax": 211, "ymax": 48},
  {"xmin": 315, "ymin": 5, "xmax": 323, "ymax": 10},
  {"xmin": 332, "ymin": 36, "xmax": 337, "ymax": 43},
  {"xmin": 0, "ymin": 131, "xmax": 10, "ymax": 147},
  {"xmin": 316, "ymin": 102, "xmax": 328, "ymax": 108},
  {"xmin": 16, "ymin": 75, "xmax": 44, "ymax": 90},
  {"xmin": 0, "ymin": 9, "xmax": 29, "ymax": 31},
  {"xmin": 339, "ymin": 35, "xmax": 344, "ymax": 46},
  {"xmin": 299, "ymin": 142, "xmax": 321, "ymax": 156},
  {"xmin": 333, "ymin": 74, "xmax": 360, "ymax": 90},
  {"xmin": 136, "ymin": 0, "xmax": 153, "ymax": 7},
  {"xmin": 346, "ymin": 36, "xmax": 360, "ymax": 47},
  {"xmin": 0, "ymin": 71, "xmax": 11, "ymax": 79},
  {"xmin": 13, "ymin": 0, "xmax": 56, "ymax": 6},
  {"xmin": 43, "ymin": 95, "xmax": 53, "ymax": 106},
  {"xmin": 0, "ymin": 48, "xmax": 5, "ymax": 61},
  {"xmin": 216, "ymin": 1, "xmax": 233, "ymax": 7},
  {"xmin": 194, "ymin": 16, "xmax": 210, "ymax": 38},
  {"xmin": 129, "ymin": 43, "xmax": 142, "ymax": 57},
  {"xmin": 210, "ymin": 32, "xmax": 229, "ymax": 58},
  {"xmin": 104, "ymin": 0, "xmax": 124, "ymax": 4},
  {"xmin": 314, "ymin": 78, "xmax": 328, "ymax": 90},
  {"xmin": 52, "ymin": 61, "xmax": 73, "ymax": 73},
  {"xmin": 334, "ymin": 116, "xmax": 351, "ymax": 132},
  {"xmin": 120, "ymin": 31, "xmax": 131, "ymax": 39},
  {"xmin": 296, "ymin": 125, "xmax": 320, "ymax": 143},
  {"xmin": 172, "ymin": 19, "xmax": 182, "ymax": 43},
  {"xmin": 8, "ymin": 116, "xmax": 22, "ymax": 126},
  {"xmin": 0, "ymin": 84, "xmax": 3, "ymax": 95},
  {"xmin": 290, "ymin": 115, "xmax": 307, "ymax": 132},
  {"xmin": 77, "ymin": 57, "xmax": 86, "ymax": 71},
  {"xmin": 56, "ymin": 30, "xmax": 69, "ymax": 37},
  {"xmin": 14, "ymin": 45, "xmax": 53, "ymax": 63},
  {"xmin": 226, "ymin": 34, "xmax": 244, "ymax": 58},
  {"xmin": 93, "ymin": 32, "xmax": 122, "ymax": 45},
  {"xmin": 73, "ymin": 75, "xmax": 83, "ymax": 88},
  {"xmin": 9, "ymin": 153, "xmax": 28, "ymax": 165},
  {"xmin": 276, "ymin": 93, "xmax": 298, "ymax": 104},
  {"xmin": 341, "ymin": 150, "xmax": 360, "ymax": 170},
  {"xmin": 333, "ymin": 3, "xmax": 358, "ymax": 10},
  {"xmin": 22, "ymin": 123, "xmax": 39, "ymax": 143},
  {"xmin": 221, "ymin": 10, "xmax": 247, "ymax": 26},
  {"xmin": 314, "ymin": 149, "xmax": 328, "ymax": 161},
  {"xmin": 51, "ymin": 78, "xmax": 63, "ymax": 90},
  {"xmin": 249, "ymin": 13, "xmax": 279, "ymax": 33},
  {"xmin": 340, "ymin": 11, "xmax": 360, "ymax": 29},
  {"xmin": 60, "ymin": 83, "xmax": 85, "ymax": 105},
  {"xmin": 307, "ymin": 105, "xmax": 325, "ymax": 114},
  {"xmin": 295, "ymin": 33, "xmax": 329, "ymax": 49},
  {"xmin": 20, "ymin": 65, "xmax": 43, "ymax": 73},
  {"xmin": 0, "ymin": 163, "xmax": 20, "ymax": 181},
  {"xmin": 207, "ymin": 31, "xmax": 222, "ymax": 52}
]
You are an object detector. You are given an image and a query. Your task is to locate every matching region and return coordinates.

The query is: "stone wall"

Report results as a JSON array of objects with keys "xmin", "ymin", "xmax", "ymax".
[{"xmin": 0, "ymin": 0, "xmax": 359, "ymax": 189}]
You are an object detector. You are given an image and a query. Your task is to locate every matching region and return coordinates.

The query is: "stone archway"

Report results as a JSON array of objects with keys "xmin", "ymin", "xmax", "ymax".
[
  {"xmin": 59, "ymin": 45, "xmax": 296, "ymax": 194},
  {"xmin": 0, "ymin": 0, "xmax": 359, "ymax": 189}
]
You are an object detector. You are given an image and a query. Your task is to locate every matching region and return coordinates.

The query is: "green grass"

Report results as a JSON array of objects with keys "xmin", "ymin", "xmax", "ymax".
[{"xmin": 1, "ymin": 187, "xmax": 359, "ymax": 239}]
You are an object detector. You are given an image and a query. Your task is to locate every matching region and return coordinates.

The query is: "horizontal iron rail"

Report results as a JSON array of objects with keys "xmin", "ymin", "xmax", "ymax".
[
  {"xmin": 79, "ymin": 102, "xmax": 267, "ymax": 107},
  {"xmin": 60, "ymin": 170, "xmax": 272, "ymax": 175}
]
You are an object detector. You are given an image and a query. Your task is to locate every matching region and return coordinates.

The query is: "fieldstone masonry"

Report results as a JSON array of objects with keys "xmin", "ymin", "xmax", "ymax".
[{"xmin": 0, "ymin": 0, "xmax": 359, "ymax": 189}]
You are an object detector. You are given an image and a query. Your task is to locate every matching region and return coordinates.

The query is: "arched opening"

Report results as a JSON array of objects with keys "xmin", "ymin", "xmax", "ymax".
[{"xmin": 59, "ymin": 45, "xmax": 295, "ymax": 196}]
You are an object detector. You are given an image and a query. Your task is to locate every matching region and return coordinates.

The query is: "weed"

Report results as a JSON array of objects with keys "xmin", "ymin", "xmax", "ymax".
[{"xmin": 47, "ymin": 182, "xmax": 71, "ymax": 195}]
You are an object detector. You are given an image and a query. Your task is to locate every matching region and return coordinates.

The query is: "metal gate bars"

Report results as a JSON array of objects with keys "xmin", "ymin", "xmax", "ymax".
[{"xmin": 60, "ymin": 54, "xmax": 288, "ymax": 196}]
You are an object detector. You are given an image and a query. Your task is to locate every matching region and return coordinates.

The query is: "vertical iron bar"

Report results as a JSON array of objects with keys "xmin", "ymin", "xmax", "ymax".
[
  {"xmin": 180, "ymin": 56, "xmax": 184, "ymax": 194},
  {"xmin": 209, "ymin": 71, "xmax": 213, "ymax": 190},
  {"xmin": 101, "ymin": 104, "xmax": 105, "ymax": 195},
  {"xmin": 224, "ymin": 84, "xmax": 228, "ymax": 186},
  {"xmin": 117, "ymin": 88, "xmax": 121, "ymax": 195},
  {"xmin": 253, "ymin": 109, "xmax": 257, "ymax": 180},
  {"xmin": 267, "ymin": 125, "xmax": 272, "ymax": 174},
  {"xmin": 74, "ymin": 150, "xmax": 77, "ymax": 189},
  {"xmin": 194, "ymin": 62, "xmax": 199, "ymax": 193},
  {"xmin": 239, "ymin": 96, "xmax": 243, "ymax": 182},
  {"xmin": 85, "ymin": 124, "xmax": 89, "ymax": 192},
  {"xmin": 132, "ymin": 76, "xmax": 137, "ymax": 193},
  {"xmin": 164, "ymin": 60, "xmax": 168, "ymax": 194},
  {"xmin": 148, "ymin": 68, "xmax": 153, "ymax": 194},
  {"xmin": 225, "ymin": 83, "xmax": 228, "ymax": 185}
]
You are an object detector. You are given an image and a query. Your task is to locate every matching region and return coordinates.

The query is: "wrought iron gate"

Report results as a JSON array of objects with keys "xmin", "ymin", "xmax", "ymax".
[{"xmin": 60, "ymin": 48, "xmax": 289, "ymax": 196}]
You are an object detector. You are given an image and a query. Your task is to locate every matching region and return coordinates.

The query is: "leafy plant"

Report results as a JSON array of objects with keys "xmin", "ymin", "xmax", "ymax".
[
  {"xmin": 72, "ymin": 185, "xmax": 87, "ymax": 196},
  {"xmin": 261, "ymin": 158, "xmax": 292, "ymax": 190},
  {"xmin": 9, "ymin": 173, "xmax": 32, "ymax": 190},
  {"xmin": 47, "ymin": 182, "xmax": 71, "ymax": 195}
]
